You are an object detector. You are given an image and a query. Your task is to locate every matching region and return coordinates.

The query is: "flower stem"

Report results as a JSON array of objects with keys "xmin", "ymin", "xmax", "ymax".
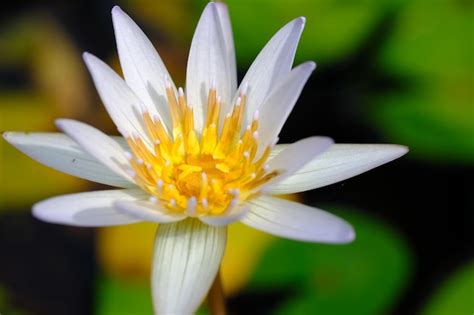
[{"xmin": 207, "ymin": 271, "xmax": 227, "ymax": 315}]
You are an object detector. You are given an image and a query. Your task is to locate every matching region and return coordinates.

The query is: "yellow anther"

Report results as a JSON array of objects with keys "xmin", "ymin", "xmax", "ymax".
[
  {"xmin": 201, "ymin": 124, "xmax": 217, "ymax": 155},
  {"xmin": 177, "ymin": 164, "xmax": 202, "ymax": 181},
  {"xmin": 199, "ymin": 172, "xmax": 209, "ymax": 200},
  {"xmin": 127, "ymin": 86, "xmax": 277, "ymax": 215}
]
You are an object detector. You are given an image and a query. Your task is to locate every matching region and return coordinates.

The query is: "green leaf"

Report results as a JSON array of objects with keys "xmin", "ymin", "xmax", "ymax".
[
  {"xmin": 372, "ymin": 1, "xmax": 474, "ymax": 163},
  {"xmin": 421, "ymin": 262, "xmax": 474, "ymax": 315},
  {"xmin": 249, "ymin": 207, "xmax": 412, "ymax": 315},
  {"xmin": 95, "ymin": 276, "xmax": 153, "ymax": 315}
]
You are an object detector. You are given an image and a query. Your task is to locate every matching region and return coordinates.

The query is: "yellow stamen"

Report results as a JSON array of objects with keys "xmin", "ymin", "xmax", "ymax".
[{"xmin": 126, "ymin": 86, "xmax": 278, "ymax": 215}]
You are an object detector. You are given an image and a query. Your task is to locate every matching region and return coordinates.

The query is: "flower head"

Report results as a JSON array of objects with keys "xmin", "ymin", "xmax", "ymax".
[{"xmin": 3, "ymin": 2, "xmax": 408, "ymax": 314}]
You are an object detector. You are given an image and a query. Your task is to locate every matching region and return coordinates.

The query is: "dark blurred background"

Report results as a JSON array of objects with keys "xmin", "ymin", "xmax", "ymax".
[{"xmin": 0, "ymin": 0, "xmax": 472, "ymax": 314}]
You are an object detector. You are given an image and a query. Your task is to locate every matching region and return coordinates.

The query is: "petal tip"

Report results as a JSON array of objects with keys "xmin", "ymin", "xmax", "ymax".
[
  {"xmin": 31, "ymin": 201, "xmax": 53, "ymax": 224},
  {"xmin": 55, "ymin": 119, "xmax": 82, "ymax": 134},
  {"xmin": 82, "ymin": 51, "xmax": 91, "ymax": 59},
  {"xmin": 111, "ymin": 5, "xmax": 123, "ymax": 15},
  {"xmin": 398, "ymin": 145, "xmax": 409, "ymax": 156},
  {"xmin": 213, "ymin": 1, "xmax": 228, "ymax": 10},
  {"xmin": 298, "ymin": 16, "xmax": 306, "ymax": 26},
  {"xmin": 321, "ymin": 136, "xmax": 335, "ymax": 147},
  {"xmin": 2, "ymin": 131, "xmax": 11, "ymax": 142},
  {"xmin": 341, "ymin": 224, "xmax": 356, "ymax": 243},
  {"xmin": 384, "ymin": 144, "xmax": 410, "ymax": 160},
  {"xmin": 82, "ymin": 52, "xmax": 103, "ymax": 67},
  {"xmin": 204, "ymin": 1, "xmax": 219, "ymax": 13},
  {"xmin": 54, "ymin": 118, "xmax": 68, "ymax": 131},
  {"xmin": 82, "ymin": 51, "xmax": 96, "ymax": 65}
]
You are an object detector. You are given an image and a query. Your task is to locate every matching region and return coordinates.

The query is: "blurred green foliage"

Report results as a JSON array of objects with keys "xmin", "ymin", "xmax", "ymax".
[
  {"xmin": 421, "ymin": 261, "xmax": 474, "ymax": 315},
  {"xmin": 0, "ymin": 1, "xmax": 471, "ymax": 314},
  {"xmin": 373, "ymin": 1, "xmax": 474, "ymax": 163},
  {"xmin": 249, "ymin": 207, "xmax": 412, "ymax": 315},
  {"xmin": 96, "ymin": 276, "xmax": 153, "ymax": 315}
]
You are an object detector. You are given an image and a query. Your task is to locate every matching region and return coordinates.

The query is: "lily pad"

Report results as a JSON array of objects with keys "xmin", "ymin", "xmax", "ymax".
[
  {"xmin": 249, "ymin": 207, "xmax": 412, "ymax": 315},
  {"xmin": 421, "ymin": 261, "xmax": 474, "ymax": 315},
  {"xmin": 96, "ymin": 276, "xmax": 153, "ymax": 315},
  {"xmin": 372, "ymin": 1, "xmax": 474, "ymax": 163}
]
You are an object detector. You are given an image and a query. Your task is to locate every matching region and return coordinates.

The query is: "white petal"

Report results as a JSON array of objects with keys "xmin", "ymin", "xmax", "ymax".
[
  {"xmin": 214, "ymin": 2, "xmax": 237, "ymax": 94},
  {"xmin": 33, "ymin": 189, "xmax": 147, "ymax": 226},
  {"xmin": 186, "ymin": 2, "xmax": 233, "ymax": 131},
  {"xmin": 3, "ymin": 132, "xmax": 134, "ymax": 188},
  {"xmin": 264, "ymin": 136, "xmax": 333, "ymax": 189},
  {"xmin": 114, "ymin": 200, "xmax": 186, "ymax": 223},
  {"xmin": 112, "ymin": 6, "xmax": 174, "ymax": 130},
  {"xmin": 56, "ymin": 119, "xmax": 134, "ymax": 182},
  {"xmin": 268, "ymin": 144, "xmax": 409, "ymax": 194},
  {"xmin": 241, "ymin": 195, "xmax": 354, "ymax": 243},
  {"xmin": 152, "ymin": 219, "xmax": 227, "ymax": 314},
  {"xmin": 258, "ymin": 61, "xmax": 316, "ymax": 148},
  {"xmin": 199, "ymin": 205, "xmax": 249, "ymax": 226},
  {"xmin": 239, "ymin": 17, "xmax": 305, "ymax": 124},
  {"xmin": 82, "ymin": 52, "xmax": 151, "ymax": 143}
]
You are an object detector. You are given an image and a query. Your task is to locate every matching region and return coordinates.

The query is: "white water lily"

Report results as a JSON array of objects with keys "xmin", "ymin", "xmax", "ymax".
[{"xmin": 3, "ymin": 3, "xmax": 408, "ymax": 314}]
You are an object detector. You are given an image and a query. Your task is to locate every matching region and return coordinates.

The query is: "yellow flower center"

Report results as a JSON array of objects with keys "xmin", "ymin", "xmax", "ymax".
[{"xmin": 125, "ymin": 84, "xmax": 278, "ymax": 216}]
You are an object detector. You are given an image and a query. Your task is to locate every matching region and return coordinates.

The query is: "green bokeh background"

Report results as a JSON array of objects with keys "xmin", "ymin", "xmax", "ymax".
[{"xmin": 0, "ymin": 0, "xmax": 472, "ymax": 314}]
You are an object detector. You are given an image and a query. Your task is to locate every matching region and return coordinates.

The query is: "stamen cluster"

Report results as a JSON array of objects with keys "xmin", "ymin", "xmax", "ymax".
[{"xmin": 124, "ymin": 82, "xmax": 278, "ymax": 216}]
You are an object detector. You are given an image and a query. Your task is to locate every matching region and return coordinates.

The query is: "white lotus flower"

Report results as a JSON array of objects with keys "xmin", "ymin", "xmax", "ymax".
[{"xmin": 3, "ymin": 3, "xmax": 408, "ymax": 314}]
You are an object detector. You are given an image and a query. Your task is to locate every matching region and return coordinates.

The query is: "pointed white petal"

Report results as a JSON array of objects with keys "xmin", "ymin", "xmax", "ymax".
[
  {"xmin": 199, "ymin": 205, "xmax": 249, "ymax": 226},
  {"xmin": 186, "ymin": 2, "xmax": 233, "ymax": 131},
  {"xmin": 56, "ymin": 119, "xmax": 134, "ymax": 182},
  {"xmin": 264, "ymin": 136, "xmax": 333, "ymax": 189},
  {"xmin": 239, "ymin": 17, "xmax": 305, "ymax": 124},
  {"xmin": 33, "ymin": 189, "xmax": 147, "ymax": 226},
  {"xmin": 152, "ymin": 219, "xmax": 227, "ymax": 314},
  {"xmin": 258, "ymin": 61, "xmax": 316, "ymax": 148},
  {"xmin": 214, "ymin": 2, "xmax": 237, "ymax": 94},
  {"xmin": 3, "ymin": 132, "xmax": 134, "ymax": 188},
  {"xmin": 82, "ymin": 52, "xmax": 151, "ymax": 143},
  {"xmin": 114, "ymin": 200, "xmax": 186, "ymax": 223},
  {"xmin": 241, "ymin": 195, "xmax": 354, "ymax": 243},
  {"xmin": 268, "ymin": 144, "xmax": 409, "ymax": 194},
  {"xmin": 112, "ymin": 6, "xmax": 174, "ymax": 130}
]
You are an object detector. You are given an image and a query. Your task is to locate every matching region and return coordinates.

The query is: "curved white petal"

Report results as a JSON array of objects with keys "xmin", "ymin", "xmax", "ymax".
[
  {"xmin": 268, "ymin": 144, "xmax": 409, "ymax": 194},
  {"xmin": 214, "ymin": 2, "xmax": 237, "ymax": 94},
  {"xmin": 114, "ymin": 200, "xmax": 186, "ymax": 223},
  {"xmin": 239, "ymin": 17, "xmax": 305, "ymax": 124},
  {"xmin": 258, "ymin": 61, "xmax": 316, "ymax": 149},
  {"xmin": 56, "ymin": 119, "xmax": 134, "ymax": 182},
  {"xmin": 33, "ymin": 189, "xmax": 147, "ymax": 226},
  {"xmin": 264, "ymin": 136, "xmax": 333, "ymax": 189},
  {"xmin": 186, "ymin": 2, "xmax": 233, "ymax": 131},
  {"xmin": 82, "ymin": 52, "xmax": 151, "ymax": 144},
  {"xmin": 152, "ymin": 219, "xmax": 227, "ymax": 314},
  {"xmin": 112, "ymin": 6, "xmax": 174, "ymax": 130},
  {"xmin": 199, "ymin": 205, "xmax": 249, "ymax": 227},
  {"xmin": 241, "ymin": 195, "xmax": 354, "ymax": 243},
  {"xmin": 3, "ymin": 132, "xmax": 134, "ymax": 188}
]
